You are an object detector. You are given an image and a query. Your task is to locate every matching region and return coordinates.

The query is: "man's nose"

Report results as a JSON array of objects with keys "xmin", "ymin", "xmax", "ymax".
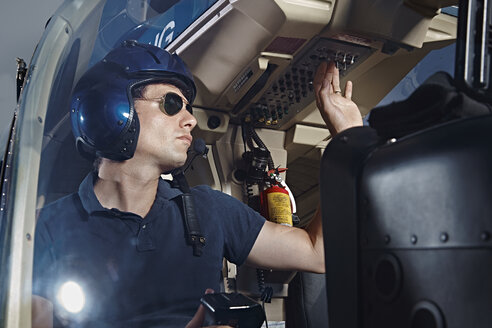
[{"xmin": 180, "ymin": 108, "xmax": 197, "ymax": 130}]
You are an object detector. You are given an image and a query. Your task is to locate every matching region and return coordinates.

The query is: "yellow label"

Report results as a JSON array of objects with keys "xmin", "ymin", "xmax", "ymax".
[{"xmin": 267, "ymin": 192, "xmax": 292, "ymax": 226}]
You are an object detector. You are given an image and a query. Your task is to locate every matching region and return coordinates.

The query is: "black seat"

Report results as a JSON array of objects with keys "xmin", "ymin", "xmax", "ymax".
[
  {"xmin": 286, "ymin": 272, "xmax": 328, "ymax": 328},
  {"xmin": 320, "ymin": 111, "xmax": 492, "ymax": 327}
]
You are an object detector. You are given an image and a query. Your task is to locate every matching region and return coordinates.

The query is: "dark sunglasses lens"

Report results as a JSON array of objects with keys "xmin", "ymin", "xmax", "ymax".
[{"xmin": 162, "ymin": 92, "xmax": 183, "ymax": 116}]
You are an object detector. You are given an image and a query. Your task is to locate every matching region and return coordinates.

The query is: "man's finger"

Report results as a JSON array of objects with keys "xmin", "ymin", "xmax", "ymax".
[
  {"xmin": 345, "ymin": 80, "xmax": 353, "ymax": 100},
  {"xmin": 323, "ymin": 62, "xmax": 335, "ymax": 94},
  {"xmin": 313, "ymin": 61, "xmax": 328, "ymax": 94},
  {"xmin": 331, "ymin": 62, "xmax": 341, "ymax": 93}
]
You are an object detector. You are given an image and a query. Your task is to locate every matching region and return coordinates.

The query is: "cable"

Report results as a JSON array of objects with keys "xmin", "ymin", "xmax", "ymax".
[
  {"xmin": 256, "ymin": 269, "xmax": 273, "ymax": 303},
  {"xmin": 262, "ymin": 300, "xmax": 269, "ymax": 328},
  {"xmin": 241, "ymin": 121, "xmax": 251, "ymax": 153},
  {"xmin": 249, "ymin": 125, "xmax": 274, "ymax": 171},
  {"xmin": 241, "ymin": 119, "xmax": 274, "ymax": 328},
  {"xmin": 243, "ymin": 121, "xmax": 255, "ymax": 152},
  {"xmin": 256, "ymin": 268, "xmax": 266, "ymax": 294},
  {"xmin": 245, "ymin": 182, "xmax": 254, "ymax": 199}
]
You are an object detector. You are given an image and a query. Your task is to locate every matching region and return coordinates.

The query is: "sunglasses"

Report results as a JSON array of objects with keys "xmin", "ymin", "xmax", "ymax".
[{"xmin": 136, "ymin": 92, "xmax": 193, "ymax": 116}]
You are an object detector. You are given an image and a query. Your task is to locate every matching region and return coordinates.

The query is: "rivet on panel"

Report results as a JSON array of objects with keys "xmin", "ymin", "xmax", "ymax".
[
  {"xmin": 440, "ymin": 232, "xmax": 449, "ymax": 243},
  {"xmin": 384, "ymin": 235, "xmax": 391, "ymax": 245},
  {"xmin": 410, "ymin": 235, "xmax": 418, "ymax": 245}
]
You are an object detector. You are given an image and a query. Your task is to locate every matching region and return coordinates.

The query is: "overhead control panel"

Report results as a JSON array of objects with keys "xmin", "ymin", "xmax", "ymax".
[
  {"xmin": 170, "ymin": 0, "xmax": 457, "ymax": 135},
  {"xmin": 233, "ymin": 38, "xmax": 373, "ymax": 129}
]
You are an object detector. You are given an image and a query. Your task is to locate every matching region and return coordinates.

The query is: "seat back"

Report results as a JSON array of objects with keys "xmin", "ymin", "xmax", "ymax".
[
  {"xmin": 286, "ymin": 272, "xmax": 328, "ymax": 328},
  {"xmin": 320, "ymin": 115, "xmax": 492, "ymax": 328}
]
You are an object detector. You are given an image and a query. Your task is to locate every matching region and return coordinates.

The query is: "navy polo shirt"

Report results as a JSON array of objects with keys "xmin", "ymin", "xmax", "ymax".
[{"xmin": 33, "ymin": 173, "xmax": 265, "ymax": 327}]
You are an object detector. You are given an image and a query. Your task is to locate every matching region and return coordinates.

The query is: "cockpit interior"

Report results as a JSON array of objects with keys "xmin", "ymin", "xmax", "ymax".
[{"xmin": 2, "ymin": 0, "xmax": 491, "ymax": 327}]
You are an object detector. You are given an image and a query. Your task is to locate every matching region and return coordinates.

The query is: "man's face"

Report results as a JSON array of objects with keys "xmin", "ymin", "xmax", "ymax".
[{"xmin": 133, "ymin": 83, "xmax": 197, "ymax": 172}]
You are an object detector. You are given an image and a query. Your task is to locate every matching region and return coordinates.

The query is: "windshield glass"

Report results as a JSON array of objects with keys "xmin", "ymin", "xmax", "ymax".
[
  {"xmin": 31, "ymin": 1, "xmax": 221, "ymax": 327},
  {"xmin": 376, "ymin": 43, "xmax": 456, "ymax": 107},
  {"xmin": 373, "ymin": 6, "xmax": 457, "ymax": 109},
  {"xmin": 90, "ymin": 0, "xmax": 218, "ymax": 64}
]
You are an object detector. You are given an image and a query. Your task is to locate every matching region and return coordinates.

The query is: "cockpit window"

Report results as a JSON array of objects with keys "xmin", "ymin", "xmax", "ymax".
[
  {"xmin": 376, "ymin": 43, "xmax": 456, "ymax": 107},
  {"xmin": 30, "ymin": 1, "xmax": 221, "ymax": 326},
  {"xmin": 374, "ymin": 6, "xmax": 457, "ymax": 107},
  {"xmin": 442, "ymin": 5, "xmax": 458, "ymax": 17},
  {"xmin": 90, "ymin": 0, "xmax": 219, "ymax": 64}
]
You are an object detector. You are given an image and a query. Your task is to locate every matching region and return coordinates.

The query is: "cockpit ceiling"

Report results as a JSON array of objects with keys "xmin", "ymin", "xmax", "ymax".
[{"xmin": 173, "ymin": 0, "xmax": 457, "ymax": 130}]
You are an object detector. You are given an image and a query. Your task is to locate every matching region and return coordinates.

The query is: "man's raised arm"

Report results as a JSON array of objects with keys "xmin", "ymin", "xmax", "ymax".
[{"xmin": 246, "ymin": 61, "xmax": 363, "ymax": 273}]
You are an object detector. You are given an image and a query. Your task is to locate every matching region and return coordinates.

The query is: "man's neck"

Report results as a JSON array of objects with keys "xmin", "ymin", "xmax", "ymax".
[{"xmin": 93, "ymin": 160, "xmax": 163, "ymax": 218}]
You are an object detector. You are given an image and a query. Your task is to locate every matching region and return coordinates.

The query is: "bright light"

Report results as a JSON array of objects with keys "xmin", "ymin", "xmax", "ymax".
[
  {"xmin": 123, "ymin": 112, "xmax": 129, "ymax": 118},
  {"xmin": 56, "ymin": 281, "xmax": 86, "ymax": 313}
]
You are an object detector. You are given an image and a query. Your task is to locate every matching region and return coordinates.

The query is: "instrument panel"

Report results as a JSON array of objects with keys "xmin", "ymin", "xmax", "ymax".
[{"xmin": 233, "ymin": 38, "xmax": 374, "ymax": 129}]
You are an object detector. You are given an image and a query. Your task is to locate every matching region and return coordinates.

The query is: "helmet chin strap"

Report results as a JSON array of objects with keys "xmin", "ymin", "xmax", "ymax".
[{"xmin": 171, "ymin": 138, "xmax": 208, "ymax": 256}]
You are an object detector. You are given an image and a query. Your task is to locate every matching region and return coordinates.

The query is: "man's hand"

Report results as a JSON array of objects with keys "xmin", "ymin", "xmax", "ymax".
[
  {"xmin": 32, "ymin": 295, "xmax": 53, "ymax": 328},
  {"xmin": 185, "ymin": 289, "xmax": 233, "ymax": 328},
  {"xmin": 313, "ymin": 61, "xmax": 363, "ymax": 137}
]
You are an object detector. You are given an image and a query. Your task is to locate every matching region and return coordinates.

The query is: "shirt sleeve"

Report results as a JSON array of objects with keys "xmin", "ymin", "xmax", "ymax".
[{"xmin": 195, "ymin": 186, "xmax": 266, "ymax": 266}]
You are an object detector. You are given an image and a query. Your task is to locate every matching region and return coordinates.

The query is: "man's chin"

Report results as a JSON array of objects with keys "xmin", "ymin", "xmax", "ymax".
[
  {"xmin": 157, "ymin": 158, "xmax": 186, "ymax": 174},
  {"xmin": 172, "ymin": 156, "xmax": 188, "ymax": 170}
]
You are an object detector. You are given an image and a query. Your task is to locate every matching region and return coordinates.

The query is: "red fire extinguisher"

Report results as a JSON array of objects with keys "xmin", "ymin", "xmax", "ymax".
[{"xmin": 260, "ymin": 170, "xmax": 294, "ymax": 226}]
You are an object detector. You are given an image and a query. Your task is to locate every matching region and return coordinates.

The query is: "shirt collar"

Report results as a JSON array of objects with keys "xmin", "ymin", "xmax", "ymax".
[
  {"xmin": 156, "ymin": 178, "xmax": 183, "ymax": 200},
  {"xmin": 78, "ymin": 172, "xmax": 106, "ymax": 215},
  {"xmin": 78, "ymin": 172, "xmax": 183, "ymax": 215}
]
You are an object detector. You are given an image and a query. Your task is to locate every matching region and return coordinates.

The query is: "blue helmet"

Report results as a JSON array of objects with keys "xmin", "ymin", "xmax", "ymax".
[{"xmin": 70, "ymin": 40, "xmax": 196, "ymax": 161}]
